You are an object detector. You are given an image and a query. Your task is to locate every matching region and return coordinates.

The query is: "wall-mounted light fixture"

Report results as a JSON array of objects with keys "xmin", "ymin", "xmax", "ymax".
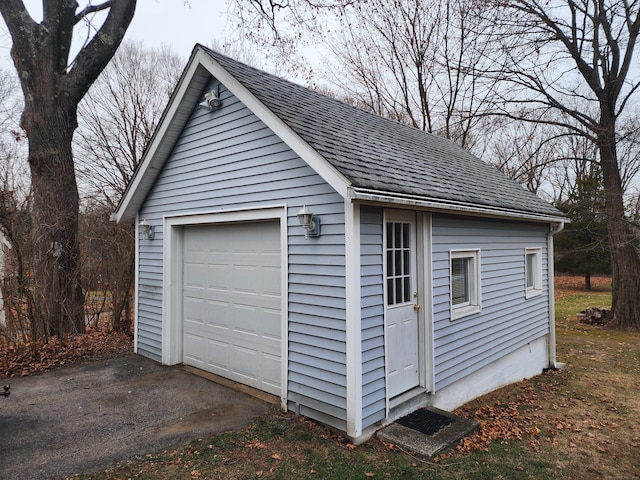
[
  {"xmin": 297, "ymin": 205, "xmax": 320, "ymax": 239},
  {"xmin": 139, "ymin": 219, "xmax": 155, "ymax": 240},
  {"xmin": 199, "ymin": 85, "xmax": 222, "ymax": 111}
]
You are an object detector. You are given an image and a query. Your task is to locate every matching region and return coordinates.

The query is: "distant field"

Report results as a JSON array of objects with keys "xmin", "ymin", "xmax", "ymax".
[{"xmin": 554, "ymin": 275, "xmax": 611, "ymax": 320}]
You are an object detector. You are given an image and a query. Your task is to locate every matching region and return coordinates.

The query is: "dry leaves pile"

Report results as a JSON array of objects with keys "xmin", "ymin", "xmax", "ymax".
[
  {"xmin": 0, "ymin": 328, "xmax": 133, "ymax": 378},
  {"xmin": 446, "ymin": 369, "xmax": 566, "ymax": 456}
]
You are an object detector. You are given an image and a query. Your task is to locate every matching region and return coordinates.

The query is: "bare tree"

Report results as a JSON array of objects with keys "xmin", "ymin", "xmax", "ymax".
[
  {"xmin": 0, "ymin": 67, "xmax": 33, "ymax": 339},
  {"xmin": 229, "ymin": 0, "xmax": 354, "ymax": 43},
  {"xmin": 0, "ymin": 129, "xmax": 35, "ymax": 340},
  {"xmin": 483, "ymin": 0, "xmax": 640, "ymax": 329},
  {"xmin": 324, "ymin": 0, "xmax": 501, "ymax": 151},
  {"xmin": 490, "ymin": 120, "xmax": 564, "ymax": 198},
  {"xmin": 0, "ymin": 1, "xmax": 136, "ymax": 338},
  {"xmin": 75, "ymin": 41, "xmax": 183, "ymax": 333},
  {"xmin": 79, "ymin": 201, "xmax": 135, "ymax": 333},
  {"xmin": 76, "ymin": 41, "xmax": 183, "ymax": 204}
]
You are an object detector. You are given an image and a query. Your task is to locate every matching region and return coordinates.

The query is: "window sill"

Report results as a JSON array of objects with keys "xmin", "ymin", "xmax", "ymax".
[
  {"xmin": 451, "ymin": 304, "xmax": 481, "ymax": 320},
  {"xmin": 525, "ymin": 288, "xmax": 542, "ymax": 299}
]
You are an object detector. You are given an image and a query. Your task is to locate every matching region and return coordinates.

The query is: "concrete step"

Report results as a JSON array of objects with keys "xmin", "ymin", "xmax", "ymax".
[{"xmin": 377, "ymin": 406, "xmax": 478, "ymax": 458}]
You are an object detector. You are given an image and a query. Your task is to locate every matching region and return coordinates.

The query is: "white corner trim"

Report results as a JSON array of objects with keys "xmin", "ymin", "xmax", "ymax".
[
  {"xmin": 345, "ymin": 200, "xmax": 362, "ymax": 439},
  {"xmin": 548, "ymin": 222, "xmax": 564, "ymax": 368},
  {"xmin": 421, "ymin": 213, "xmax": 435, "ymax": 393},
  {"xmin": 279, "ymin": 206, "xmax": 289, "ymax": 410},
  {"xmin": 133, "ymin": 212, "xmax": 140, "ymax": 354},
  {"xmin": 162, "ymin": 219, "xmax": 183, "ymax": 365}
]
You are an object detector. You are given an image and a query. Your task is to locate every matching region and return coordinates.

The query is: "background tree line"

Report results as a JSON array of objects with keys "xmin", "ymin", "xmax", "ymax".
[{"xmin": 1, "ymin": 0, "xmax": 639, "ymax": 343}]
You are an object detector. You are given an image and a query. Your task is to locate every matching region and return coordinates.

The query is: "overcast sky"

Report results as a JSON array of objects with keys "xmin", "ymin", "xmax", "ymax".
[
  {"xmin": 127, "ymin": 1, "xmax": 233, "ymax": 59},
  {"xmin": 0, "ymin": 1, "xmax": 235, "ymax": 68}
]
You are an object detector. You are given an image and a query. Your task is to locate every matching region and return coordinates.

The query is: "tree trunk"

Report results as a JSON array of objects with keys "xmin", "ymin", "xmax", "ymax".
[
  {"xmin": 598, "ymin": 118, "xmax": 640, "ymax": 330},
  {"xmin": 585, "ymin": 272, "xmax": 591, "ymax": 291},
  {"xmin": 27, "ymin": 107, "xmax": 84, "ymax": 339},
  {"xmin": 0, "ymin": 0, "xmax": 137, "ymax": 340}
]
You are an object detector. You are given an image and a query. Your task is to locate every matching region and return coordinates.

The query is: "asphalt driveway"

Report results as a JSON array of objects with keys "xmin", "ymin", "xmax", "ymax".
[{"xmin": 0, "ymin": 354, "xmax": 271, "ymax": 480}]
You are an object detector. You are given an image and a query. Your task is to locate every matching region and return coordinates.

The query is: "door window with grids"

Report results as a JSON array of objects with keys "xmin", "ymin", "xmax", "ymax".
[{"xmin": 386, "ymin": 222, "xmax": 412, "ymax": 305}]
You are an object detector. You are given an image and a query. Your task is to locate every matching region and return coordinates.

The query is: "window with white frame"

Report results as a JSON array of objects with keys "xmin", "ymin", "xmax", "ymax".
[
  {"xmin": 450, "ymin": 249, "xmax": 481, "ymax": 319},
  {"xmin": 525, "ymin": 247, "xmax": 542, "ymax": 298}
]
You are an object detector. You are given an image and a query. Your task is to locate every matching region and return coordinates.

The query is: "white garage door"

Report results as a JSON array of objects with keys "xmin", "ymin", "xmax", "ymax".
[{"xmin": 182, "ymin": 221, "xmax": 281, "ymax": 396}]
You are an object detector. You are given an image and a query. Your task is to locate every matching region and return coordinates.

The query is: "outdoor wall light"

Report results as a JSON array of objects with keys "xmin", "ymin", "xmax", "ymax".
[
  {"xmin": 297, "ymin": 205, "xmax": 320, "ymax": 239},
  {"xmin": 199, "ymin": 85, "xmax": 222, "ymax": 111},
  {"xmin": 139, "ymin": 219, "xmax": 155, "ymax": 240}
]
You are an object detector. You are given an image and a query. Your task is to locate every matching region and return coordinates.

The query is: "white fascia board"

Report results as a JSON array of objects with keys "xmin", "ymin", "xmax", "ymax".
[
  {"xmin": 197, "ymin": 50, "xmax": 352, "ymax": 199},
  {"xmin": 348, "ymin": 187, "xmax": 567, "ymax": 225},
  {"xmin": 112, "ymin": 50, "xmax": 210, "ymax": 224}
]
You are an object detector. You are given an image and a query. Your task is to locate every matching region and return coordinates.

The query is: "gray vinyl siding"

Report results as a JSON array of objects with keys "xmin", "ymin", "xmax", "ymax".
[
  {"xmin": 137, "ymin": 242, "xmax": 164, "ymax": 362},
  {"xmin": 360, "ymin": 206, "xmax": 386, "ymax": 429},
  {"xmin": 137, "ymin": 79, "xmax": 348, "ymax": 428},
  {"xmin": 431, "ymin": 215, "xmax": 549, "ymax": 391}
]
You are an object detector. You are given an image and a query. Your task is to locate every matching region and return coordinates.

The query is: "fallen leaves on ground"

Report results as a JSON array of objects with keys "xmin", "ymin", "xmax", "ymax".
[
  {"xmin": 447, "ymin": 369, "xmax": 566, "ymax": 456},
  {"xmin": 0, "ymin": 328, "xmax": 133, "ymax": 378}
]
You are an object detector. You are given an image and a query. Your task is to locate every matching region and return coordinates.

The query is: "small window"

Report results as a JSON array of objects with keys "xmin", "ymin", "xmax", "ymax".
[
  {"xmin": 450, "ymin": 250, "xmax": 481, "ymax": 319},
  {"xmin": 525, "ymin": 248, "xmax": 542, "ymax": 298}
]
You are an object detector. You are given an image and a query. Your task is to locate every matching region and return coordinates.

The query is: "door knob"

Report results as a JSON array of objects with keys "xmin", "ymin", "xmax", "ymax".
[{"xmin": 413, "ymin": 304, "xmax": 421, "ymax": 311}]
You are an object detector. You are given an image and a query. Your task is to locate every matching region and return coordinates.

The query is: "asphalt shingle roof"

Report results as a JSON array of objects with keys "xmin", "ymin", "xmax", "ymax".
[{"xmin": 203, "ymin": 47, "xmax": 562, "ymax": 219}]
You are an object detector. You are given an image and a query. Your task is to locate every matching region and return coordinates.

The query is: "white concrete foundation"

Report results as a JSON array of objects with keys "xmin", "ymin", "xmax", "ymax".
[{"xmin": 428, "ymin": 335, "xmax": 549, "ymax": 412}]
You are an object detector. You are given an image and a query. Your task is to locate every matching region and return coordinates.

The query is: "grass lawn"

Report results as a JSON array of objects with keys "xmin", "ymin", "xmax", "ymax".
[{"xmin": 77, "ymin": 275, "xmax": 640, "ymax": 480}]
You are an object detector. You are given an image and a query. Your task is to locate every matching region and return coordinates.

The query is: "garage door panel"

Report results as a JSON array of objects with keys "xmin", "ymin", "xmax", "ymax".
[
  {"xmin": 206, "ymin": 264, "xmax": 231, "ymax": 291},
  {"xmin": 231, "ymin": 267, "xmax": 259, "ymax": 294},
  {"xmin": 204, "ymin": 338, "xmax": 231, "ymax": 372},
  {"xmin": 182, "ymin": 221, "xmax": 282, "ymax": 396},
  {"xmin": 184, "ymin": 297, "xmax": 227, "ymax": 326},
  {"xmin": 183, "ymin": 331, "xmax": 207, "ymax": 364},
  {"xmin": 262, "ymin": 269, "xmax": 281, "ymax": 296},
  {"xmin": 262, "ymin": 310, "xmax": 282, "ymax": 338},
  {"xmin": 232, "ymin": 307, "xmax": 260, "ymax": 336},
  {"xmin": 194, "ymin": 336, "xmax": 279, "ymax": 381},
  {"xmin": 183, "ymin": 263, "xmax": 207, "ymax": 289}
]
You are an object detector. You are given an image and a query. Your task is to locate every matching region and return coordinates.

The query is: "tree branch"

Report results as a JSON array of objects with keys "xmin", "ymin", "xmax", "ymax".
[
  {"xmin": 0, "ymin": 0, "xmax": 39, "ymax": 79},
  {"xmin": 75, "ymin": 0, "xmax": 114, "ymax": 24},
  {"xmin": 62, "ymin": 0, "xmax": 136, "ymax": 107}
]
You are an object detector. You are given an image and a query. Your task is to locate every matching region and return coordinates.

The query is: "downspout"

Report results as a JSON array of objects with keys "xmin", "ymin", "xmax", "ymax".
[{"xmin": 548, "ymin": 221, "xmax": 565, "ymax": 369}]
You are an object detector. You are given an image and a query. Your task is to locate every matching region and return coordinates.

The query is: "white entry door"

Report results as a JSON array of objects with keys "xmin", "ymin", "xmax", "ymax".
[{"xmin": 385, "ymin": 213, "xmax": 420, "ymax": 398}]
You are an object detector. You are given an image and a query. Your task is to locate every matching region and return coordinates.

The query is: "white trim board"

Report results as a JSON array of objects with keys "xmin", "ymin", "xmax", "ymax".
[{"xmin": 345, "ymin": 200, "xmax": 362, "ymax": 439}]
